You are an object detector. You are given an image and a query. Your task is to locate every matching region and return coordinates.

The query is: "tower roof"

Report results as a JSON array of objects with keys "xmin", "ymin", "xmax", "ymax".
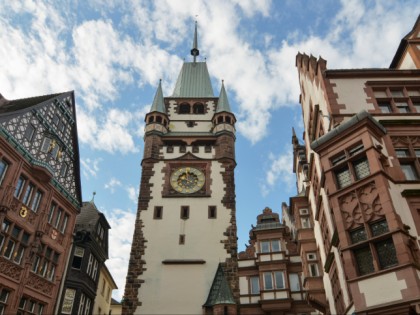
[
  {"xmin": 203, "ymin": 263, "xmax": 236, "ymax": 307},
  {"xmin": 172, "ymin": 62, "xmax": 214, "ymax": 98},
  {"xmin": 150, "ymin": 80, "xmax": 166, "ymax": 113},
  {"xmin": 172, "ymin": 22, "xmax": 214, "ymax": 98},
  {"xmin": 216, "ymin": 81, "xmax": 232, "ymax": 113}
]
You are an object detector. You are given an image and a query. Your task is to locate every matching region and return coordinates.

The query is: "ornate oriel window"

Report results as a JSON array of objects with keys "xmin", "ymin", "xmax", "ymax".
[
  {"xmin": 331, "ymin": 143, "xmax": 370, "ymax": 189},
  {"xmin": 349, "ymin": 219, "xmax": 397, "ymax": 276}
]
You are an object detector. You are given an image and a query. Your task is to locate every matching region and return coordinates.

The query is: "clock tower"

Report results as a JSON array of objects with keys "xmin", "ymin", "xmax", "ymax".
[{"xmin": 123, "ymin": 23, "xmax": 238, "ymax": 315}]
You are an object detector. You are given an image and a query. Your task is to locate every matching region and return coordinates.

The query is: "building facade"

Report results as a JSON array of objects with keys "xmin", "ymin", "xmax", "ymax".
[
  {"xmin": 0, "ymin": 92, "xmax": 82, "ymax": 314},
  {"xmin": 238, "ymin": 207, "xmax": 318, "ymax": 315},
  {"xmin": 58, "ymin": 200, "xmax": 111, "ymax": 315},
  {"xmin": 93, "ymin": 263, "xmax": 118, "ymax": 315},
  {"xmin": 285, "ymin": 16, "xmax": 420, "ymax": 314},
  {"xmin": 123, "ymin": 23, "xmax": 238, "ymax": 314}
]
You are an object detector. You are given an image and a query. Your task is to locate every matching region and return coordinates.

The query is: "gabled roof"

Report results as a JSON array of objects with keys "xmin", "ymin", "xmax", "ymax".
[
  {"xmin": 390, "ymin": 14, "xmax": 420, "ymax": 69},
  {"xmin": 0, "ymin": 92, "xmax": 62, "ymax": 113},
  {"xmin": 216, "ymin": 81, "xmax": 232, "ymax": 113},
  {"xmin": 0, "ymin": 91, "xmax": 82, "ymax": 207},
  {"xmin": 150, "ymin": 80, "xmax": 166, "ymax": 113},
  {"xmin": 203, "ymin": 263, "xmax": 236, "ymax": 307},
  {"xmin": 172, "ymin": 62, "xmax": 214, "ymax": 97}
]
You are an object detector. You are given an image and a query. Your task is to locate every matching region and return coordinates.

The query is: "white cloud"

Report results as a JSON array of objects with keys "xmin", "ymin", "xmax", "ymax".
[
  {"xmin": 260, "ymin": 149, "xmax": 295, "ymax": 197},
  {"xmin": 105, "ymin": 178, "xmax": 122, "ymax": 193},
  {"xmin": 80, "ymin": 158, "xmax": 101, "ymax": 178},
  {"xmin": 106, "ymin": 208, "xmax": 136, "ymax": 300},
  {"xmin": 127, "ymin": 185, "xmax": 138, "ymax": 204}
]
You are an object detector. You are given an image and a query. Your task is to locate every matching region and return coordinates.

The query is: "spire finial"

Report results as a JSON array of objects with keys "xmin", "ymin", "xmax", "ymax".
[
  {"xmin": 91, "ymin": 191, "xmax": 96, "ymax": 202},
  {"xmin": 191, "ymin": 20, "xmax": 199, "ymax": 63}
]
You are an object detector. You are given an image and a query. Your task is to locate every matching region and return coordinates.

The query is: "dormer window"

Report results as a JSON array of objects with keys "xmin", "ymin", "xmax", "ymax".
[
  {"xmin": 179, "ymin": 103, "xmax": 190, "ymax": 114},
  {"xmin": 96, "ymin": 224, "xmax": 104, "ymax": 244}
]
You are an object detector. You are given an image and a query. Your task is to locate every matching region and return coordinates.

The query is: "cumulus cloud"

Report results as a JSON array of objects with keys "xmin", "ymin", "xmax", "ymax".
[
  {"xmin": 127, "ymin": 185, "xmax": 139, "ymax": 204},
  {"xmin": 106, "ymin": 208, "xmax": 136, "ymax": 300},
  {"xmin": 260, "ymin": 149, "xmax": 295, "ymax": 197},
  {"xmin": 80, "ymin": 158, "xmax": 101, "ymax": 178},
  {"xmin": 104, "ymin": 178, "xmax": 122, "ymax": 193}
]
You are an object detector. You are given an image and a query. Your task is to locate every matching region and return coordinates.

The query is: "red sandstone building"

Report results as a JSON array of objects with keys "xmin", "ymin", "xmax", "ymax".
[
  {"xmin": 283, "ymin": 16, "xmax": 420, "ymax": 314},
  {"xmin": 238, "ymin": 207, "xmax": 317, "ymax": 315},
  {"xmin": 0, "ymin": 92, "xmax": 82, "ymax": 314}
]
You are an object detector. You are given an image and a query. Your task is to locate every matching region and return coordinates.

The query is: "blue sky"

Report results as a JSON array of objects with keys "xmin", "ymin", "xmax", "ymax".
[{"xmin": 1, "ymin": 0, "xmax": 419, "ymax": 300}]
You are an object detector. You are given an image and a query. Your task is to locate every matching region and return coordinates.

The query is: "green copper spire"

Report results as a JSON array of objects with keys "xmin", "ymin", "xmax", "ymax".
[
  {"xmin": 203, "ymin": 264, "xmax": 236, "ymax": 307},
  {"xmin": 150, "ymin": 80, "xmax": 165, "ymax": 113},
  {"xmin": 216, "ymin": 80, "xmax": 232, "ymax": 113}
]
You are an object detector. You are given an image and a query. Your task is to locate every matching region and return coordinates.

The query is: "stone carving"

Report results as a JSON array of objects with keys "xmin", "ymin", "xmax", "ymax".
[
  {"xmin": 0, "ymin": 256, "xmax": 23, "ymax": 280},
  {"xmin": 27, "ymin": 272, "xmax": 54, "ymax": 295},
  {"xmin": 339, "ymin": 182, "xmax": 383, "ymax": 229}
]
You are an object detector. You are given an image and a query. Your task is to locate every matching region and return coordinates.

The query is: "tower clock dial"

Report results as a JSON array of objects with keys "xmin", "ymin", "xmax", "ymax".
[{"xmin": 170, "ymin": 167, "xmax": 205, "ymax": 194}]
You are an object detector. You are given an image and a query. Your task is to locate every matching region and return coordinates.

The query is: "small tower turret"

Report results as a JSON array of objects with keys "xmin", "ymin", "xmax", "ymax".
[
  {"xmin": 145, "ymin": 80, "xmax": 169, "ymax": 134},
  {"xmin": 213, "ymin": 81, "xmax": 236, "ymax": 135}
]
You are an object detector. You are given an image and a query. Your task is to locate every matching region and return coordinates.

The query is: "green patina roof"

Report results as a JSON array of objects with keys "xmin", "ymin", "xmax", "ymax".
[
  {"xmin": 203, "ymin": 263, "xmax": 236, "ymax": 307},
  {"xmin": 150, "ymin": 80, "xmax": 166, "ymax": 113},
  {"xmin": 216, "ymin": 81, "xmax": 232, "ymax": 113},
  {"xmin": 172, "ymin": 62, "xmax": 214, "ymax": 98}
]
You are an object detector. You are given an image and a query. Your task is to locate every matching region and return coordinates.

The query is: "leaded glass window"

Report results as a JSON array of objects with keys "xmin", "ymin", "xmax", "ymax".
[
  {"xmin": 350, "ymin": 227, "xmax": 367, "ymax": 244},
  {"xmin": 354, "ymin": 246, "xmax": 374, "ymax": 275},
  {"xmin": 370, "ymin": 220, "xmax": 389, "ymax": 237},
  {"xmin": 353, "ymin": 158, "xmax": 370, "ymax": 180},
  {"xmin": 376, "ymin": 239, "xmax": 398, "ymax": 269},
  {"xmin": 335, "ymin": 167, "xmax": 351, "ymax": 188}
]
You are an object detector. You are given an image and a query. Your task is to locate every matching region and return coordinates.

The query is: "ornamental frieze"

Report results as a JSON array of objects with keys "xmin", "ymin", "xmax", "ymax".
[
  {"xmin": 0, "ymin": 256, "xmax": 23, "ymax": 281},
  {"xmin": 27, "ymin": 272, "xmax": 54, "ymax": 296}
]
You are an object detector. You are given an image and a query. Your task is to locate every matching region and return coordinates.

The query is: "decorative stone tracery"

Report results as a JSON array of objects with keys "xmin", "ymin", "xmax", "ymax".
[{"xmin": 339, "ymin": 182, "xmax": 384, "ymax": 230}]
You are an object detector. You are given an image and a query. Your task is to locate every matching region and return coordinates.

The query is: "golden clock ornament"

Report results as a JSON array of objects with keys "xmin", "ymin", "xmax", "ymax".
[{"xmin": 170, "ymin": 167, "xmax": 205, "ymax": 194}]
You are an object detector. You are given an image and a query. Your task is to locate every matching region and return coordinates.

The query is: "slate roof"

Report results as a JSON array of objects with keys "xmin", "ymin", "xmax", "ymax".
[
  {"xmin": 0, "ymin": 92, "xmax": 64, "ymax": 114},
  {"xmin": 76, "ymin": 201, "xmax": 110, "ymax": 230}
]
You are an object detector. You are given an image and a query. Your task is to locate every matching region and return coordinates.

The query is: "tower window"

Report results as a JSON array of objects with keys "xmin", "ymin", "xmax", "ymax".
[
  {"xmin": 167, "ymin": 146, "xmax": 174, "ymax": 153},
  {"xmin": 180, "ymin": 206, "xmax": 189, "ymax": 220},
  {"xmin": 179, "ymin": 103, "xmax": 190, "ymax": 114},
  {"xmin": 154, "ymin": 206, "xmax": 163, "ymax": 219},
  {"xmin": 180, "ymin": 145, "xmax": 186, "ymax": 153},
  {"xmin": 192, "ymin": 146, "xmax": 199, "ymax": 153},
  {"xmin": 193, "ymin": 103, "xmax": 204, "ymax": 114},
  {"xmin": 225, "ymin": 116, "xmax": 231, "ymax": 124},
  {"xmin": 208, "ymin": 206, "xmax": 217, "ymax": 219},
  {"xmin": 217, "ymin": 116, "xmax": 223, "ymax": 124},
  {"xmin": 148, "ymin": 116, "xmax": 154, "ymax": 123},
  {"xmin": 179, "ymin": 234, "xmax": 185, "ymax": 244},
  {"xmin": 156, "ymin": 116, "xmax": 162, "ymax": 123},
  {"xmin": 205, "ymin": 145, "xmax": 211, "ymax": 153}
]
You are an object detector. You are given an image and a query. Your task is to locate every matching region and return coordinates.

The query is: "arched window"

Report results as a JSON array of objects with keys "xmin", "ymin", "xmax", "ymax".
[
  {"xmin": 156, "ymin": 116, "xmax": 162, "ymax": 123},
  {"xmin": 148, "ymin": 116, "xmax": 154, "ymax": 123},
  {"xmin": 193, "ymin": 103, "xmax": 204, "ymax": 114},
  {"xmin": 179, "ymin": 103, "xmax": 190, "ymax": 114},
  {"xmin": 217, "ymin": 116, "xmax": 223, "ymax": 124},
  {"xmin": 225, "ymin": 116, "xmax": 231, "ymax": 124}
]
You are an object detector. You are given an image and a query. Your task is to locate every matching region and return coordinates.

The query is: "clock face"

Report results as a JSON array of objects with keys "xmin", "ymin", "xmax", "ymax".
[{"xmin": 170, "ymin": 167, "xmax": 205, "ymax": 194}]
